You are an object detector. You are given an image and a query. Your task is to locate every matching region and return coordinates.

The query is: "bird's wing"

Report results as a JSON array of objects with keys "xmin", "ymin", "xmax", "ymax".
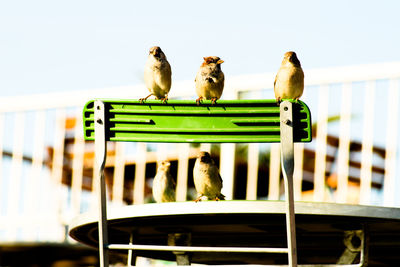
[
  {"xmin": 164, "ymin": 61, "xmax": 172, "ymax": 89},
  {"xmin": 170, "ymin": 172, "xmax": 176, "ymax": 187},
  {"xmin": 165, "ymin": 60, "xmax": 172, "ymax": 77},
  {"xmin": 206, "ymin": 77, "xmax": 215, "ymax": 83},
  {"xmin": 210, "ymin": 160, "xmax": 223, "ymax": 185},
  {"xmin": 213, "ymin": 70, "xmax": 224, "ymax": 82}
]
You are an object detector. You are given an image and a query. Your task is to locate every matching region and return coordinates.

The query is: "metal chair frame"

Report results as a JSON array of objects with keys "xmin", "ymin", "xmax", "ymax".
[{"xmin": 87, "ymin": 99, "xmax": 313, "ymax": 267}]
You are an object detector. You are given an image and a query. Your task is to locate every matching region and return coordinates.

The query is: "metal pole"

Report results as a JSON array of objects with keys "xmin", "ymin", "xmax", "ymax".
[
  {"xmin": 94, "ymin": 100, "xmax": 109, "ymax": 267},
  {"xmin": 280, "ymin": 101, "xmax": 298, "ymax": 267},
  {"xmin": 127, "ymin": 233, "xmax": 136, "ymax": 266},
  {"xmin": 108, "ymin": 244, "xmax": 289, "ymax": 253}
]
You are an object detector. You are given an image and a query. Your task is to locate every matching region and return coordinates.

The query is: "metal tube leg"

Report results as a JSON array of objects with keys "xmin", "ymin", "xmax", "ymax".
[
  {"xmin": 337, "ymin": 226, "xmax": 369, "ymax": 266},
  {"xmin": 280, "ymin": 101, "xmax": 298, "ymax": 267},
  {"xmin": 95, "ymin": 100, "xmax": 109, "ymax": 267},
  {"xmin": 168, "ymin": 233, "xmax": 192, "ymax": 265},
  {"xmin": 127, "ymin": 233, "xmax": 137, "ymax": 266},
  {"xmin": 360, "ymin": 225, "xmax": 369, "ymax": 266}
]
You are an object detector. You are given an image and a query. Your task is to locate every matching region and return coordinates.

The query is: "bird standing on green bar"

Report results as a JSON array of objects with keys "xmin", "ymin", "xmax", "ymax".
[
  {"xmin": 141, "ymin": 46, "xmax": 172, "ymax": 103},
  {"xmin": 193, "ymin": 151, "xmax": 225, "ymax": 201},
  {"xmin": 195, "ymin": 56, "xmax": 225, "ymax": 105},
  {"xmin": 274, "ymin": 51, "xmax": 304, "ymax": 104},
  {"xmin": 152, "ymin": 161, "xmax": 176, "ymax": 203}
]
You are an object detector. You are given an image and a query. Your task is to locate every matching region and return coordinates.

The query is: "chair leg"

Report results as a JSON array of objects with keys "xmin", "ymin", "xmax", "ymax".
[
  {"xmin": 280, "ymin": 101, "xmax": 298, "ymax": 267},
  {"xmin": 95, "ymin": 100, "xmax": 109, "ymax": 267}
]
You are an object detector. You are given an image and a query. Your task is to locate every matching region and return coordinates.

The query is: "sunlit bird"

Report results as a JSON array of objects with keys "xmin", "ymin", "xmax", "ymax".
[
  {"xmin": 152, "ymin": 160, "xmax": 176, "ymax": 203},
  {"xmin": 274, "ymin": 51, "xmax": 304, "ymax": 104},
  {"xmin": 195, "ymin": 56, "xmax": 225, "ymax": 105},
  {"xmin": 193, "ymin": 151, "xmax": 225, "ymax": 201},
  {"xmin": 141, "ymin": 46, "xmax": 172, "ymax": 103}
]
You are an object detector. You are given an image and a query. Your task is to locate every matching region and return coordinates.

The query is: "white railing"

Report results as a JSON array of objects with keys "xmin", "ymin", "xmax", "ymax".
[{"xmin": 0, "ymin": 62, "xmax": 399, "ymax": 243}]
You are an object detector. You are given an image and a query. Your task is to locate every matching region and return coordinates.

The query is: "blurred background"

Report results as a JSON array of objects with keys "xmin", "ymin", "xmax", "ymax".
[{"xmin": 1, "ymin": 0, "xmax": 400, "ymax": 266}]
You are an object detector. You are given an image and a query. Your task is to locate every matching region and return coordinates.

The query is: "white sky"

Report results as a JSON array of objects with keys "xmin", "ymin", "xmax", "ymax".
[{"xmin": 1, "ymin": 0, "xmax": 400, "ymax": 96}]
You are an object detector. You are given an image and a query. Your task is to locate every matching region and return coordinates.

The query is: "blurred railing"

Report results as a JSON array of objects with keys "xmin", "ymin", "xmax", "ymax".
[{"xmin": 0, "ymin": 62, "xmax": 399, "ymax": 242}]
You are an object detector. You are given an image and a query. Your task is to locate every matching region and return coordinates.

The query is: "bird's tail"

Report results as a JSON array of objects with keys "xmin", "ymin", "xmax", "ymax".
[{"xmin": 218, "ymin": 193, "xmax": 225, "ymax": 200}]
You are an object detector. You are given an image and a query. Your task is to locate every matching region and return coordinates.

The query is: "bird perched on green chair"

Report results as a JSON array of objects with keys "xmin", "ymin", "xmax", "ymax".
[
  {"xmin": 141, "ymin": 46, "xmax": 172, "ymax": 103},
  {"xmin": 195, "ymin": 56, "xmax": 225, "ymax": 105},
  {"xmin": 274, "ymin": 51, "xmax": 304, "ymax": 104},
  {"xmin": 152, "ymin": 161, "xmax": 176, "ymax": 203},
  {"xmin": 193, "ymin": 151, "xmax": 225, "ymax": 201}
]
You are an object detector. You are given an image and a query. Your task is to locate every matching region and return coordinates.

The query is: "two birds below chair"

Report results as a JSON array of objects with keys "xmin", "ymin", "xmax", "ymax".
[{"xmin": 151, "ymin": 152, "xmax": 225, "ymax": 203}]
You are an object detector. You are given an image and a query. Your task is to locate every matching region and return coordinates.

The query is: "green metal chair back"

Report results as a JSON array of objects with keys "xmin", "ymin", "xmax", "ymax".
[{"xmin": 83, "ymin": 99, "xmax": 311, "ymax": 143}]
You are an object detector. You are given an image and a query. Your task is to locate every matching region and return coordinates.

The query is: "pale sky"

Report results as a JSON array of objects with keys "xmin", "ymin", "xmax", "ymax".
[{"xmin": 1, "ymin": 0, "xmax": 400, "ymax": 96}]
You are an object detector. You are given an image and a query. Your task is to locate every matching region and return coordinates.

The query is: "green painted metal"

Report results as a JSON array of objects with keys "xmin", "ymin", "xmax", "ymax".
[{"xmin": 83, "ymin": 99, "xmax": 312, "ymax": 143}]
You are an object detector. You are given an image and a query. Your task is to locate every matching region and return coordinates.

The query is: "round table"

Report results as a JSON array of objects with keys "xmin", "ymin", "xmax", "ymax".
[{"xmin": 69, "ymin": 201, "xmax": 400, "ymax": 265}]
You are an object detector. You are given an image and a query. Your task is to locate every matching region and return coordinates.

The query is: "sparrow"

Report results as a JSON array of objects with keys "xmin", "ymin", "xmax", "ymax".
[
  {"xmin": 141, "ymin": 46, "xmax": 172, "ymax": 103},
  {"xmin": 195, "ymin": 56, "xmax": 225, "ymax": 105},
  {"xmin": 193, "ymin": 151, "xmax": 225, "ymax": 201},
  {"xmin": 274, "ymin": 51, "xmax": 304, "ymax": 104},
  {"xmin": 152, "ymin": 160, "xmax": 176, "ymax": 203}
]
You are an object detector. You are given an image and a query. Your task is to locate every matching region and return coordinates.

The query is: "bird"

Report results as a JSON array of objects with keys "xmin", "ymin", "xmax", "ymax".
[
  {"xmin": 141, "ymin": 46, "xmax": 172, "ymax": 103},
  {"xmin": 195, "ymin": 56, "xmax": 225, "ymax": 105},
  {"xmin": 274, "ymin": 51, "xmax": 304, "ymax": 104},
  {"xmin": 193, "ymin": 151, "xmax": 225, "ymax": 201},
  {"xmin": 152, "ymin": 160, "xmax": 176, "ymax": 203}
]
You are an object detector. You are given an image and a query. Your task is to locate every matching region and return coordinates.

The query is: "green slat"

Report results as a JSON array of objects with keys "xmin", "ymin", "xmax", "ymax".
[
  {"xmin": 109, "ymin": 118, "xmax": 154, "ymax": 124},
  {"xmin": 82, "ymin": 99, "xmax": 312, "ymax": 143},
  {"xmin": 110, "ymin": 135, "xmax": 282, "ymax": 143},
  {"xmin": 109, "ymin": 127, "xmax": 281, "ymax": 133},
  {"xmin": 231, "ymin": 118, "xmax": 280, "ymax": 124},
  {"xmin": 108, "ymin": 108, "xmax": 281, "ymax": 115}
]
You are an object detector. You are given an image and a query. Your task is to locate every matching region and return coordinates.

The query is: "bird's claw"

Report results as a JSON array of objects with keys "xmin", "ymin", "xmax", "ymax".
[
  {"xmin": 196, "ymin": 97, "xmax": 203, "ymax": 106},
  {"xmin": 195, "ymin": 195, "xmax": 208, "ymax": 202},
  {"xmin": 139, "ymin": 94, "xmax": 153, "ymax": 104},
  {"xmin": 276, "ymin": 97, "xmax": 282, "ymax": 106},
  {"xmin": 211, "ymin": 98, "xmax": 217, "ymax": 105},
  {"xmin": 161, "ymin": 97, "xmax": 168, "ymax": 104}
]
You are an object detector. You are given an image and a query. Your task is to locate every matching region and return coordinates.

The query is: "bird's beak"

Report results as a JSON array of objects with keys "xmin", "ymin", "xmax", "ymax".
[{"xmin": 217, "ymin": 59, "xmax": 224, "ymax": 64}]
